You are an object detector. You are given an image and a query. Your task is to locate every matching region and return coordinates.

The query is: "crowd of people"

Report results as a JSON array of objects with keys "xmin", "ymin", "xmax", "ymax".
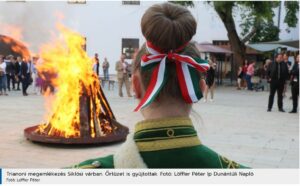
[
  {"xmin": 0, "ymin": 53, "xmax": 112, "ymax": 97},
  {"xmin": 112, "ymin": 50, "xmax": 300, "ymax": 115},
  {"xmin": 267, "ymin": 53, "xmax": 299, "ymax": 113},
  {"xmin": 0, "ymin": 54, "xmax": 39, "ymax": 96},
  {"xmin": 236, "ymin": 53, "xmax": 299, "ymax": 113},
  {"xmin": 1, "ymin": 51, "xmax": 298, "ymax": 115}
]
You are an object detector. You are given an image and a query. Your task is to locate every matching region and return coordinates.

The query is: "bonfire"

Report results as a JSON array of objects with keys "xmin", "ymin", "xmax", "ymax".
[{"xmin": 24, "ymin": 24, "xmax": 128, "ymax": 144}]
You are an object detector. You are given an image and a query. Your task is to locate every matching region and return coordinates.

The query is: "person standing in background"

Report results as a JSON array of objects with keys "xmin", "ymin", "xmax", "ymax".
[
  {"xmin": 102, "ymin": 57, "xmax": 110, "ymax": 80},
  {"xmin": 237, "ymin": 66, "xmax": 243, "ymax": 90},
  {"xmin": 20, "ymin": 58, "xmax": 30, "ymax": 96},
  {"xmin": 283, "ymin": 53, "xmax": 292, "ymax": 71},
  {"xmin": 267, "ymin": 53, "xmax": 289, "ymax": 112},
  {"xmin": 115, "ymin": 54, "xmax": 132, "ymax": 97},
  {"xmin": 283, "ymin": 53, "xmax": 291, "ymax": 98},
  {"xmin": 289, "ymin": 54, "xmax": 299, "ymax": 113},
  {"xmin": 262, "ymin": 59, "xmax": 272, "ymax": 91},
  {"xmin": 10, "ymin": 56, "xmax": 17, "ymax": 90},
  {"xmin": 93, "ymin": 53, "xmax": 100, "ymax": 76},
  {"xmin": 264, "ymin": 59, "xmax": 272, "ymax": 72},
  {"xmin": 245, "ymin": 61, "xmax": 256, "ymax": 90},
  {"xmin": 204, "ymin": 61, "xmax": 216, "ymax": 102},
  {"xmin": 0, "ymin": 55, "xmax": 8, "ymax": 96},
  {"xmin": 242, "ymin": 60, "xmax": 248, "ymax": 89},
  {"xmin": 31, "ymin": 56, "xmax": 39, "ymax": 95},
  {"xmin": 15, "ymin": 56, "xmax": 22, "ymax": 91},
  {"xmin": 4, "ymin": 55, "xmax": 14, "ymax": 91},
  {"xmin": 288, "ymin": 53, "xmax": 295, "ymax": 70}
]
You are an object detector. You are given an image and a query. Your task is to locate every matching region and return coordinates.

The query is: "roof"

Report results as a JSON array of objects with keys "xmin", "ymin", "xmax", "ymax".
[
  {"xmin": 261, "ymin": 40, "xmax": 299, "ymax": 48},
  {"xmin": 248, "ymin": 43, "xmax": 299, "ymax": 52},
  {"xmin": 211, "ymin": 40, "xmax": 262, "ymax": 55},
  {"xmin": 196, "ymin": 42, "xmax": 232, "ymax": 54},
  {"xmin": 217, "ymin": 44, "xmax": 261, "ymax": 55}
]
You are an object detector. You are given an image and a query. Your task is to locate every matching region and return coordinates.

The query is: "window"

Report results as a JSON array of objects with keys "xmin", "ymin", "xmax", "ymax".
[
  {"xmin": 122, "ymin": 38, "xmax": 139, "ymax": 59},
  {"xmin": 122, "ymin": 1, "xmax": 140, "ymax": 5},
  {"xmin": 68, "ymin": 0, "xmax": 86, "ymax": 4}
]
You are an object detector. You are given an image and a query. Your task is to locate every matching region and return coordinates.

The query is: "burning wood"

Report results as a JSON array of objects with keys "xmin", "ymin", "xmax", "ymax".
[{"xmin": 24, "ymin": 24, "xmax": 128, "ymax": 144}]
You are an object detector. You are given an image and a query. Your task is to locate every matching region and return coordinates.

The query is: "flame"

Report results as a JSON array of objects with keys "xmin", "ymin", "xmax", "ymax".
[
  {"xmin": 36, "ymin": 23, "xmax": 114, "ymax": 138},
  {"xmin": 0, "ymin": 23, "xmax": 31, "ymax": 58},
  {"xmin": 0, "ymin": 23, "xmax": 23, "ymax": 41},
  {"xmin": 54, "ymin": 11, "xmax": 65, "ymax": 22}
]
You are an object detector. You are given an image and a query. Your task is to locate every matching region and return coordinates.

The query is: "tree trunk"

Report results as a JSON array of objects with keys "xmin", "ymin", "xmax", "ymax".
[
  {"xmin": 214, "ymin": 5, "xmax": 246, "ymax": 80},
  {"xmin": 226, "ymin": 23, "xmax": 246, "ymax": 80}
]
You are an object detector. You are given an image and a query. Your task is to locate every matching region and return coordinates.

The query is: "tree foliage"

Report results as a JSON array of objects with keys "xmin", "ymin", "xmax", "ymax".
[
  {"xmin": 239, "ymin": 2, "xmax": 279, "ymax": 42},
  {"xmin": 169, "ymin": 1, "xmax": 194, "ymax": 8},
  {"xmin": 216, "ymin": 1, "xmax": 298, "ymax": 43},
  {"xmin": 171, "ymin": 1, "xmax": 298, "ymax": 43},
  {"xmin": 284, "ymin": 1, "xmax": 299, "ymax": 27},
  {"xmin": 250, "ymin": 22, "xmax": 280, "ymax": 42}
]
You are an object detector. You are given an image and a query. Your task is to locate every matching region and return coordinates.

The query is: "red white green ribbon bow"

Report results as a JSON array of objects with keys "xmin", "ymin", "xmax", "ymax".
[{"xmin": 134, "ymin": 41, "xmax": 210, "ymax": 111}]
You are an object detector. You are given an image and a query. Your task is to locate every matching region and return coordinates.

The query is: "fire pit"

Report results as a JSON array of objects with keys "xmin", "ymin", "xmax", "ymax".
[
  {"xmin": 24, "ymin": 120, "xmax": 128, "ymax": 145},
  {"xmin": 24, "ymin": 24, "xmax": 129, "ymax": 145},
  {"xmin": 24, "ymin": 86, "xmax": 129, "ymax": 145}
]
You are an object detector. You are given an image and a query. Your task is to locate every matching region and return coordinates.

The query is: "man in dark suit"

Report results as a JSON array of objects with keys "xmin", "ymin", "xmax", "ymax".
[
  {"xmin": 20, "ymin": 58, "xmax": 31, "ymax": 96},
  {"xmin": 289, "ymin": 54, "xmax": 299, "ymax": 113},
  {"xmin": 15, "ymin": 56, "xmax": 22, "ymax": 91},
  {"xmin": 5, "ymin": 55, "xmax": 14, "ymax": 91},
  {"xmin": 267, "ymin": 53, "xmax": 289, "ymax": 112},
  {"xmin": 10, "ymin": 56, "xmax": 17, "ymax": 90}
]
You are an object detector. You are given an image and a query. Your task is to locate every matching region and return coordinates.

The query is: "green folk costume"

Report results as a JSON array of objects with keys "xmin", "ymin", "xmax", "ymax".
[{"xmin": 72, "ymin": 117, "xmax": 248, "ymax": 169}]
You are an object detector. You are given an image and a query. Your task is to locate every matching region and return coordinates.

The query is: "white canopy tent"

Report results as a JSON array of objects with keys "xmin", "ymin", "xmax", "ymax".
[{"xmin": 248, "ymin": 43, "xmax": 299, "ymax": 52}]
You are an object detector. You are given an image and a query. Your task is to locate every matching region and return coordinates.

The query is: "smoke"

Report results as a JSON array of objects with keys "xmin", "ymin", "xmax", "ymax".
[{"xmin": 0, "ymin": 1, "xmax": 59, "ymax": 54}]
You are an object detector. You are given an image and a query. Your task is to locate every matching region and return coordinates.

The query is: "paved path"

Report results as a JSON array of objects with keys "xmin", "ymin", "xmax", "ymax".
[{"xmin": 0, "ymin": 85, "xmax": 298, "ymax": 168}]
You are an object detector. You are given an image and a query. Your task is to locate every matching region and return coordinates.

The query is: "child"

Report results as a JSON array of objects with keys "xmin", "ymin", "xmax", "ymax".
[{"xmin": 72, "ymin": 3, "xmax": 247, "ymax": 168}]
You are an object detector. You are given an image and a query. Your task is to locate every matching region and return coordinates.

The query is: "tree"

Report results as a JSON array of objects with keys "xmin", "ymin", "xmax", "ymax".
[
  {"xmin": 169, "ymin": 1, "xmax": 194, "ymax": 8},
  {"xmin": 170, "ymin": 1, "xmax": 299, "ymax": 78},
  {"xmin": 213, "ymin": 1, "xmax": 298, "ymax": 77}
]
